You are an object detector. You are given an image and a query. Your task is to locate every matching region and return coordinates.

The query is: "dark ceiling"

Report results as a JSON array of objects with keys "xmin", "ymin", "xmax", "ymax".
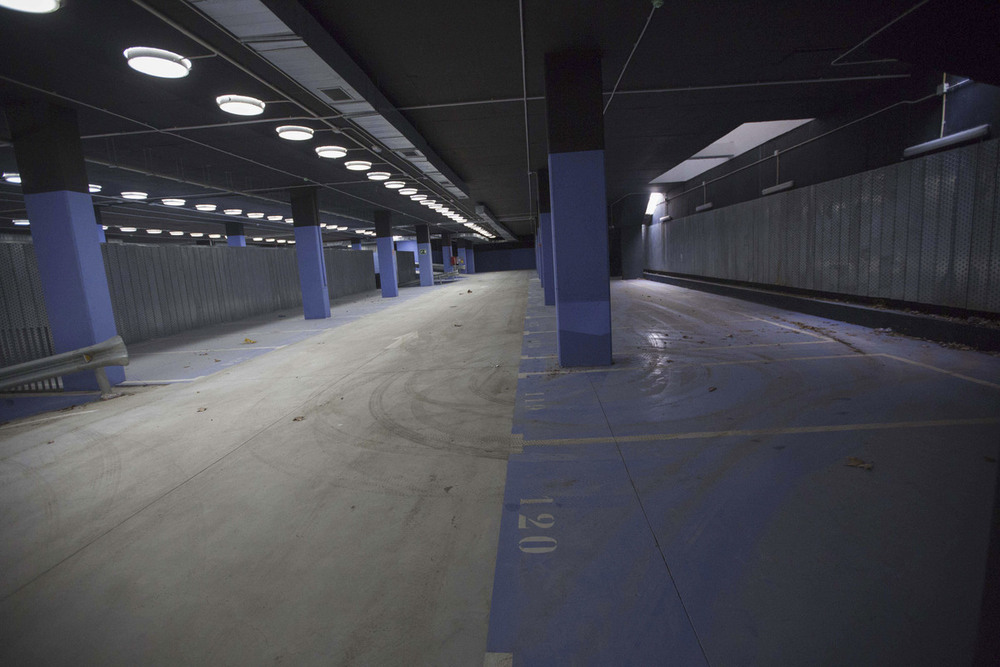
[{"xmin": 0, "ymin": 0, "xmax": 996, "ymax": 241}]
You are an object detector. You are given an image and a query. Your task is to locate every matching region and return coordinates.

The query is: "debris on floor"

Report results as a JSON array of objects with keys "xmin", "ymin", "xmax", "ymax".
[
  {"xmin": 454, "ymin": 323, "xmax": 462, "ymax": 327},
  {"xmin": 292, "ymin": 416, "xmax": 305, "ymax": 422},
  {"xmin": 214, "ymin": 359, "xmax": 221, "ymax": 363},
  {"xmin": 708, "ymin": 386, "xmax": 717, "ymax": 392},
  {"xmin": 845, "ymin": 456, "xmax": 873, "ymax": 470},
  {"xmin": 467, "ymin": 289, "xmax": 472, "ymax": 293},
  {"xmin": 197, "ymin": 407, "xmax": 207, "ymax": 413},
  {"xmin": 243, "ymin": 338, "xmax": 256, "ymax": 344}
]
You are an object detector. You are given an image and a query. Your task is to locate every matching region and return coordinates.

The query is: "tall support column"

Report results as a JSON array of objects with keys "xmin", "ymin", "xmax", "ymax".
[
  {"xmin": 466, "ymin": 243, "xmax": 476, "ymax": 273},
  {"xmin": 226, "ymin": 220, "xmax": 246, "ymax": 247},
  {"xmin": 415, "ymin": 224, "xmax": 434, "ymax": 286},
  {"xmin": 93, "ymin": 206, "xmax": 106, "ymax": 243},
  {"xmin": 351, "ymin": 238, "xmax": 362, "ymax": 250},
  {"xmin": 538, "ymin": 169, "xmax": 556, "ymax": 306},
  {"xmin": 544, "ymin": 50, "xmax": 612, "ymax": 367},
  {"xmin": 440, "ymin": 232, "xmax": 453, "ymax": 272},
  {"xmin": 7, "ymin": 101, "xmax": 123, "ymax": 389},
  {"xmin": 290, "ymin": 187, "xmax": 331, "ymax": 319},
  {"xmin": 374, "ymin": 210, "xmax": 398, "ymax": 298},
  {"xmin": 456, "ymin": 240, "xmax": 469, "ymax": 274}
]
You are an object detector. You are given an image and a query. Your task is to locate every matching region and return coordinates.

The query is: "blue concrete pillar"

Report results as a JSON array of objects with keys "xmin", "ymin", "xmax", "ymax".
[
  {"xmin": 226, "ymin": 221, "xmax": 246, "ymax": 247},
  {"xmin": 538, "ymin": 169, "xmax": 556, "ymax": 306},
  {"xmin": 535, "ymin": 233, "xmax": 542, "ymax": 282},
  {"xmin": 375, "ymin": 210, "xmax": 398, "ymax": 298},
  {"xmin": 290, "ymin": 187, "xmax": 331, "ymax": 319},
  {"xmin": 93, "ymin": 206, "xmax": 107, "ymax": 243},
  {"xmin": 544, "ymin": 50, "xmax": 612, "ymax": 367},
  {"xmin": 8, "ymin": 101, "xmax": 124, "ymax": 390},
  {"xmin": 457, "ymin": 241, "xmax": 469, "ymax": 274},
  {"xmin": 440, "ymin": 232, "xmax": 453, "ymax": 272},
  {"xmin": 351, "ymin": 238, "xmax": 362, "ymax": 250},
  {"xmin": 466, "ymin": 244, "xmax": 476, "ymax": 273},
  {"xmin": 415, "ymin": 224, "xmax": 434, "ymax": 286}
]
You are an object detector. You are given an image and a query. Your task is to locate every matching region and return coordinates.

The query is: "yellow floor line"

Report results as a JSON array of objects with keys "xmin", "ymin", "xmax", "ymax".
[{"xmin": 875, "ymin": 354, "xmax": 1000, "ymax": 390}]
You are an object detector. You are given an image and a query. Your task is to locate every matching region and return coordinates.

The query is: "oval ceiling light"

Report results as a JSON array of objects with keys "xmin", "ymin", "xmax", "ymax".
[
  {"xmin": 195, "ymin": 203, "xmax": 217, "ymax": 211},
  {"xmin": 276, "ymin": 125, "xmax": 314, "ymax": 141},
  {"xmin": 12, "ymin": 219, "xmax": 29, "ymax": 226},
  {"xmin": 89, "ymin": 184, "xmax": 102, "ymax": 193},
  {"xmin": 169, "ymin": 230, "xmax": 184, "ymax": 236},
  {"xmin": 162, "ymin": 198, "xmax": 185, "ymax": 206},
  {"xmin": 266, "ymin": 214, "xmax": 283, "ymax": 221},
  {"xmin": 223, "ymin": 208, "xmax": 242, "ymax": 215},
  {"xmin": 246, "ymin": 212, "xmax": 264, "ymax": 219},
  {"xmin": 121, "ymin": 191, "xmax": 147, "ymax": 200},
  {"xmin": 265, "ymin": 238, "xmax": 275, "ymax": 242},
  {"xmin": 216, "ymin": 94, "xmax": 265, "ymax": 116},
  {"xmin": 383, "ymin": 180, "xmax": 405, "ymax": 189},
  {"xmin": 146, "ymin": 229, "xmax": 163, "ymax": 234},
  {"xmin": 276, "ymin": 239, "xmax": 287, "ymax": 244},
  {"xmin": 367, "ymin": 171, "xmax": 391, "ymax": 181},
  {"xmin": 208, "ymin": 233, "xmax": 222, "ymax": 239},
  {"xmin": 398, "ymin": 187, "xmax": 417, "ymax": 196},
  {"xmin": 315, "ymin": 145, "xmax": 347, "ymax": 159},
  {"xmin": 190, "ymin": 232, "xmax": 204, "ymax": 237},
  {"xmin": 410, "ymin": 194, "xmax": 426, "ymax": 201},
  {"xmin": 120, "ymin": 227, "xmax": 137, "ymax": 232},
  {"xmin": 420, "ymin": 199, "xmax": 436, "ymax": 206},
  {"xmin": 0, "ymin": 0, "xmax": 63, "ymax": 13},
  {"xmin": 124, "ymin": 47, "xmax": 192, "ymax": 79},
  {"xmin": 3, "ymin": 172, "xmax": 21, "ymax": 184},
  {"xmin": 284, "ymin": 218, "xmax": 294, "ymax": 223},
  {"xmin": 252, "ymin": 237, "xmax": 263, "ymax": 241},
  {"xmin": 344, "ymin": 160, "xmax": 372, "ymax": 171}
]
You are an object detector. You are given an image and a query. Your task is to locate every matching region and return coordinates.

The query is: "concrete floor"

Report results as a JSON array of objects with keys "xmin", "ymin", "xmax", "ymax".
[{"xmin": 1, "ymin": 271, "xmax": 998, "ymax": 665}]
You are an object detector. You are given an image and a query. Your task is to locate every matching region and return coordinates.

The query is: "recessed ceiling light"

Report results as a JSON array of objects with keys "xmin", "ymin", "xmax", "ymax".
[
  {"xmin": 252, "ymin": 237, "xmax": 263, "ymax": 241},
  {"xmin": 162, "ymin": 198, "xmax": 185, "ymax": 206},
  {"xmin": 420, "ymin": 200, "xmax": 436, "ymax": 206},
  {"xmin": 89, "ymin": 184, "xmax": 102, "ymax": 193},
  {"xmin": 276, "ymin": 125, "xmax": 314, "ymax": 141},
  {"xmin": 146, "ymin": 229, "xmax": 162, "ymax": 234},
  {"xmin": 223, "ymin": 209, "xmax": 242, "ymax": 215},
  {"xmin": 344, "ymin": 160, "xmax": 372, "ymax": 171},
  {"xmin": 284, "ymin": 218, "xmax": 294, "ymax": 224},
  {"xmin": 3, "ymin": 172, "xmax": 21, "ymax": 184},
  {"xmin": 410, "ymin": 194, "xmax": 426, "ymax": 201},
  {"xmin": 265, "ymin": 238, "xmax": 275, "ymax": 242},
  {"xmin": 101, "ymin": 225, "xmax": 109, "ymax": 230},
  {"xmin": 367, "ymin": 171, "xmax": 391, "ymax": 181},
  {"xmin": 319, "ymin": 223, "xmax": 327, "ymax": 228},
  {"xmin": 315, "ymin": 145, "xmax": 347, "ymax": 159},
  {"xmin": 277, "ymin": 239, "xmax": 287, "ymax": 244},
  {"xmin": 190, "ymin": 232, "xmax": 204, "ymax": 237},
  {"xmin": 354, "ymin": 229, "xmax": 365, "ymax": 233},
  {"xmin": 267, "ymin": 214, "xmax": 283, "ymax": 221},
  {"xmin": 246, "ymin": 212, "xmax": 264, "ymax": 219},
  {"xmin": 398, "ymin": 187, "xmax": 417, "ymax": 196},
  {"xmin": 288, "ymin": 240, "xmax": 295, "ymax": 244},
  {"xmin": 383, "ymin": 180, "xmax": 405, "ymax": 189},
  {"xmin": 208, "ymin": 233, "xmax": 222, "ymax": 239},
  {"xmin": 0, "ymin": 0, "xmax": 62, "ymax": 13},
  {"xmin": 12, "ymin": 219, "xmax": 29, "ymax": 226},
  {"xmin": 195, "ymin": 203, "xmax": 217, "ymax": 211},
  {"xmin": 169, "ymin": 231, "xmax": 184, "ymax": 236},
  {"xmin": 121, "ymin": 191, "xmax": 147, "ymax": 200},
  {"xmin": 124, "ymin": 47, "xmax": 192, "ymax": 79},
  {"xmin": 120, "ymin": 227, "xmax": 137, "ymax": 232},
  {"xmin": 216, "ymin": 94, "xmax": 265, "ymax": 116}
]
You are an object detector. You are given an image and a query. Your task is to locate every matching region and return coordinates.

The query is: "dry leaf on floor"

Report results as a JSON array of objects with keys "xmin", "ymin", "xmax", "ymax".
[
  {"xmin": 197, "ymin": 407, "xmax": 207, "ymax": 413},
  {"xmin": 292, "ymin": 416, "xmax": 305, "ymax": 422},
  {"xmin": 846, "ymin": 456, "xmax": 873, "ymax": 470},
  {"xmin": 214, "ymin": 359, "xmax": 221, "ymax": 363},
  {"xmin": 454, "ymin": 323, "xmax": 462, "ymax": 327},
  {"xmin": 243, "ymin": 338, "xmax": 256, "ymax": 344}
]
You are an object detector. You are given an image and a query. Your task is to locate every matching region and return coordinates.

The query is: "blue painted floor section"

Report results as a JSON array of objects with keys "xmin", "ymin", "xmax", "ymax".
[
  {"xmin": 0, "ymin": 285, "xmax": 446, "ymax": 421},
  {"xmin": 488, "ymin": 277, "xmax": 1000, "ymax": 665}
]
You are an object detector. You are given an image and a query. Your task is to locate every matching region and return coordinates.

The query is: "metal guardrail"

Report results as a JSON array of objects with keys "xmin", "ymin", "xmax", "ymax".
[{"xmin": 0, "ymin": 335, "xmax": 128, "ymax": 396}]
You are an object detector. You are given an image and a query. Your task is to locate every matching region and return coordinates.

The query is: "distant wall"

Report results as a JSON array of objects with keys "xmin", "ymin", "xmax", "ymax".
[
  {"xmin": 396, "ymin": 251, "xmax": 418, "ymax": 285},
  {"xmin": 325, "ymin": 248, "xmax": 375, "ymax": 297},
  {"xmin": 645, "ymin": 137, "xmax": 1000, "ymax": 314},
  {"xmin": 474, "ymin": 247, "xmax": 536, "ymax": 272}
]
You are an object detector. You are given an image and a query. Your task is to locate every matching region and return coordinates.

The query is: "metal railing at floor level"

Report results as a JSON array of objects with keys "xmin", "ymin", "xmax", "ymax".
[{"xmin": 0, "ymin": 336, "xmax": 128, "ymax": 396}]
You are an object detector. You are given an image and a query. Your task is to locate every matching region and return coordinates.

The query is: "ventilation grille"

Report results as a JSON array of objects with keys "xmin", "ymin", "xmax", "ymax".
[{"xmin": 320, "ymin": 87, "xmax": 354, "ymax": 103}]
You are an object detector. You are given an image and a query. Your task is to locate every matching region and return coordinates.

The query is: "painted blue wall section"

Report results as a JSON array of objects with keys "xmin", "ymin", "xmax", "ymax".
[
  {"xmin": 293, "ymin": 225, "xmax": 331, "ymax": 320},
  {"xmin": 418, "ymin": 242, "xmax": 433, "ymax": 286},
  {"xmin": 457, "ymin": 246, "xmax": 468, "ymax": 274},
  {"xmin": 466, "ymin": 246, "xmax": 476, "ymax": 273},
  {"xmin": 549, "ymin": 149, "xmax": 611, "ymax": 366},
  {"xmin": 227, "ymin": 234, "xmax": 246, "ymax": 248},
  {"xmin": 24, "ymin": 190, "xmax": 124, "ymax": 389},
  {"xmin": 376, "ymin": 236, "xmax": 399, "ymax": 297},
  {"xmin": 474, "ymin": 247, "xmax": 536, "ymax": 273},
  {"xmin": 96, "ymin": 225, "xmax": 106, "ymax": 243},
  {"xmin": 535, "ymin": 235, "xmax": 542, "ymax": 283},
  {"xmin": 540, "ymin": 212, "xmax": 556, "ymax": 306}
]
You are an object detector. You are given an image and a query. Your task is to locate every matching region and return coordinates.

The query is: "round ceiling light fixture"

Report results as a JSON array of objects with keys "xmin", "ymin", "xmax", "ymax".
[
  {"xmin": 124, "ymin": 47, "xmax": 192, "ymax": 79},
  {"xmin": 420, "ymin": 199, "xmax": 436, "ymax": 206},
  {"xmin": 121, "ymin": 191, "xmax": 147, "ymax": 200},
  {"xmin": 410, "ymin": 194, "xmax": 426, "ymax": 201},
  {"xmin": 216, "ymin": 94, "xmax": 265, "ymax": 116},
  {"xmin": 223, "ymin": 208, "xmax": 242, "ymax": 215},
  {"xmin": 315, "ymin": 145, "xmax": 347, "ymax": 159},
  {"xmin": 398, "ymin": 187, "xmax": 417, "ymax": 196},
  {"xmin": 0, "ymin": 0, "xmax": 63, "ymax": 13},
  {"xmin": 344, "ymin": 160, "xmax": 372, "ymax": 171},
  {"xmin": 383, "ymin": 180, "xmax": 405, "ymax": 189},
  {"xmin": 146, "ymin": 229, "xmax": 163, "ymax": 234},
  {"xmin": 120, "ymin": 227, "xmax": 137, "ymax": 233},
  {"xmin": 169, "ymin": 231, "xmax": 184, "ymax": 236},
  {"xmin": 208, "ymin": 233, "xmax": 222, "ymax": 239},
  {"xmin": 3, "ymin": 172, "xmax": 21, "ymax": 184},
  {"xmin": 266, "ymin": 215, "xmax": 284, "ymax": 221},
  {"xmin": 161, "ymin": 198, "xmax": 185, "ymax": 206},
  {"xmin": 252, "ymin": 237, "xmax": 263, "ymax": 242},
  {"xmin": 265, "ymin": 238, "xmax": 275, "ymax": 242},
  {"xmin": 89, "ymin": 184, "xmax": 102, "ymax": 193},
  {"xmin": 195, "ymin": 203, "xmax": 217, "ymax": 211},
  {"xmin": 367, "ymin": 171, "xmax": 391, "ymax": 181},
  {"xmin": 12, "ymin": 219, "xmax": 29, "ymax": 226},
  {"xmin": 246, "ymin": 212, "xmax": 264, "ymax": 219},
  {"xmin": 284, "ymin": 218, "xmax": 294, "ymax": 223},
  {"xmin": 190, "ymin": 232, "xmax": 204, "ymax": 238},
  {"xmin": 276, "ymin": 125, "xmax": 314, "ymax": 141}
]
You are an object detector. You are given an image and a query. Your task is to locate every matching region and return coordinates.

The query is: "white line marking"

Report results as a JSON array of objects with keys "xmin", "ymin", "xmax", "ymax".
[
  {"xmin": 747, "ymin": 315, "xmax": 833, "ymax": 341},
  {"xmin": 0, "ymin": 409, "xmax": 99, "ymax": 429},
  {"xmin": 134, "ymin": 346, "xmax": 281, "ymax": 355},
  {"xmin": 119, "ymin": 378, "xmax": 201, "ymax": 385},
  {"xmin": 521, "ymin": 354, "xmax": 558, "ymax": 359}
]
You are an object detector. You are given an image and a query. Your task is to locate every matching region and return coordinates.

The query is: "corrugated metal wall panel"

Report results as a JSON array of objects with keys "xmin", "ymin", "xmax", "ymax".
[{"xmin": 648, "ymin": 137, "xmax": 1000, "ymax": 314}]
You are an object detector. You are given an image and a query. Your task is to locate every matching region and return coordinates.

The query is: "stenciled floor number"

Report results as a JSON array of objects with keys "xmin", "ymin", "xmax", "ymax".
[{"xmin": 518, "ymin": 497, "xmax": 557, "ymax": 554}]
